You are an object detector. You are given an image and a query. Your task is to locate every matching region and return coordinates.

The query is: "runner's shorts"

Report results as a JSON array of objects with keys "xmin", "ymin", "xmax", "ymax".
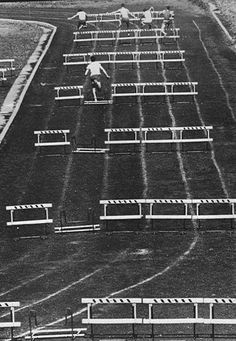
[{"xmin": 90, "ymin": 75, "xmax": 101, "ymax": 88}]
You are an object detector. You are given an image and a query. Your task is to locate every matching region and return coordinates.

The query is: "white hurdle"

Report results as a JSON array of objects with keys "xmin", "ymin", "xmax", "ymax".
[
  {"xmin": 0, "ymin": 302, "xmax": 21, "ymax": 341},
  {"xmin": 82, "ymin": 297, "xmax": 236, "ymax": 339},
  {"xmin": 34, "ymin": 130, "xmax": 71, "ymax": 151},
  {"xmin": 0, "ymin": 58, "xmax": 15, "ymax": 76},
  {"xmin": 63, "ymin": 50, "xmax": 185, "ymax": 67},
  {"xmin": 54, "ymin": 85, "xmax": 83, "ymax": 101},
  {"xmin": 25, "ymin": 328, "xmax": 87, "ymax": 340},
  {"xmin": 82, "ymin": 298, "xmax": 142, "ymax": 325},
  {"xmin": 74, "ymin": 28, "xmax": 179, "ymax": 44},
  {"xmin": 6, "ymin": 203, "xmax": 53, "ymax": 226},
  {"xmin": 100, "ymin": 199, "xmax": 236, "ymax": 222},
  {"xmin": 105, "ymin": 126, "xmax": 213, "ymax": 148},
  {"xmin": 112, "ymin": 82, "xmax": 198, "ymax": 98}
]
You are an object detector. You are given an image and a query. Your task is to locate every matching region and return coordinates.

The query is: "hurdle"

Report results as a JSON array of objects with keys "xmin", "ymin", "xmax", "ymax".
[
  {"xmin": 105, "ymin": 126, "xmax": 213, "ymax": 152},
  {"xmin": 100, "ymin": 199, "xmax": 236, "ymax": 229},
  {"xmin": 34, "ymin": 130, "xmax": 71, "ymax": 153},
  {"xmin": 112, "ymin": 82, "xmax": 198, "ymax": 100},
  {"xmin": 26, "ymin": 308, "xmax": 87, "ymax": 341},
  {"xmin": 81, "ymin": 297, "xmax": 236, "ymax": 339},
  {"xmin": 6, "ymin": 203, "xmax": 53, "ymax": 239},
  {"xmin": 73, "ymin": 28, "xmax": 179, "ymax": 40},
  {"xmin": 0, "ymin": 302, "xmax": 21, "ymax": 341},
  {"xmin": 0, "ymin": 68, "xmax": 8, "ymax": 83},
  {"xmin": 54, "ymin": 85, "xmax": 84, "ymax": 102},
  {"xmin": 73, "ymin": 28, "xmax": 180, "ymax": 45},
  {"xmin": 0, "ymin": 58, "xmax": 15, "ymax": 76},
  {"xmin": 73, "ymin": 147, "xmax": 109, "ymax": 153},
  {"xmin": 82, "ymin": 298, "xmax": 142, "ymax": 338},
  {"xmin": 63, "ymin": 50, "xmax": 185, "ymax": 69}
]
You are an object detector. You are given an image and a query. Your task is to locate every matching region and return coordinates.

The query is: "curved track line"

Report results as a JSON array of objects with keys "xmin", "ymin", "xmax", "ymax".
[
  {"xmin": 177, "ymin": 36, "xmax": 229, "ymax": 197},
  {"xmin": 193, "ymin": 20, "xmax": 236, "ymax": 122}
]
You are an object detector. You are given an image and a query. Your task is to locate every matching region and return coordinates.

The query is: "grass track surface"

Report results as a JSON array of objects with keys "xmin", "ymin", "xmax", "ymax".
[{"xmin": 0, "ymin": 0, "xmax": 235, "ymax": 339}]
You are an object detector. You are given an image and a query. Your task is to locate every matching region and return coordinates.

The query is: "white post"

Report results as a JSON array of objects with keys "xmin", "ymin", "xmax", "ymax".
[
  {"xmin": 10, "ymin": 209, "xmax": 14, "ymax": 223},
  {"xmin": 104, "ymin": 204, "xmax": 107, "ymax": 217}
]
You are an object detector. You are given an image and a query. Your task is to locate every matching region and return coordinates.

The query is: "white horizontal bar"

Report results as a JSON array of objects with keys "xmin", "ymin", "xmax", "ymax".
[
  {"xmin": 203, "ymin": 319, "xmax": 236, "ymax": 324},
  {"xmin": 0, "ymin": 302, "xmax": 20, "ymax": 307},
  {"xmin": 112, "ymin": 92, "xmax": 197, "ymax": 97},
  {"xmin": 74, "ymin": 36, "xmax": 179, "ymax": 42},
  {"xmin": 7, "ymin": 219, "xmax": 53, "ymax": 226},
  {"xmin": 82, "ymin": 318, "xmax": 142, "ymax": 324},
  {"xmin": 146, "ymin": 215, "xmax": 235, "ymax": 220},
  {"xmin": 55, "ymin": 96, "xmax": 84, "ymax": 100},
  {"xmin": 105, "ymin": 139, "xmax": 212, "ymax": 145},
  {"xmin": 64, "ymin": 50, "xmax": 184, "ymax": 57},
  {"xmin": 35, "ymin": 142, "xmax": 70, "ymax": 147},
  {"xmin": 101, "ymin": 199, "xmax": 236, "ymax": 204},
  {"xmin": 0, "ymin": 322, "xmax": 21, "ymax": 328},
  {"xmin": 143, "ymin": 298, "xmax": 204, "ymax": 304},
  {"xmin": 34, "ymin": 130, "xmax": 70, "ymax": 134},
  {"xmin": 74, "ymin": 28, "xmax": 179, "ymax": 35},
  {"xmin": 82, "ymin": 298, "xmax": 142, "ymax": 304},
  {"xmin": 113, "ymin": 82, "xmax": 197, "ymax": 86},
  {"xmin": 31, "ymin": 329, "xmax": 87, "ymax": 333},
  {"xmin": 6, "ymin": 203, "xmax": 52, "ymax": 210},
  {"xmin": 100, "ymin": 215, "xmax": 143, "ymax": 220},
  {"xmin": 73, "ymin": 148, "xmax": 109, "ymax": 153},
  {"xmin": 143, "ymin": 318, "xmax": 204, "ymax": 324},
  {"xmin": 64, "ymin": 59, "xmax": 184, "ymax": 66},
  {"xmin": 105, "ymin": 126, "xmax": 213, "ymax": 132}
]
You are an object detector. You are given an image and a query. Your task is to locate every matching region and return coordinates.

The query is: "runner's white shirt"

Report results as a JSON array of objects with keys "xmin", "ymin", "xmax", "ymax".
[
  {"xmin": 77, "ymin": 11, "xmax": 86, "ymax": 20},
  {"xmin": 143, "ymin": 10, "xmax": 152, "ymax": 23},
  {"xmin": 86, "ymin": 61, "xmax": 102, "ymax": 76},
  {"xmin": 119, "ymin": 7, "xmax": 131, "ymax": 19}
]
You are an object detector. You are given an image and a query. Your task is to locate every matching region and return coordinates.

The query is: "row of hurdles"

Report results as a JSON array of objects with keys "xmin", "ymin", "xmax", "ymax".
[
  {"xmin": 1, "ymin": 298, "xmax": 235, "ymax": 340},
  {"xmin": 4, "ymin": 197, "xmax": 236, "ymax": 239},
  {"xmin": 33, "ymin": 126, "xmax": 213, "ymax": 154}
]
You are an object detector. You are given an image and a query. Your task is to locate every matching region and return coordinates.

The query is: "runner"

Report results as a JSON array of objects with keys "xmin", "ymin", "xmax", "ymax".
[
  {"xmin": 141, "ymin": 7, "xmax": 154, "ymax": 29},
  {"xmin": 160, "ymin": 6, "xmax": 174, "ymax": 36},
  {"xmin": 85, "ymin": 56, "xmax": 110, "ymax": 102},
  {"xmin": 68, "ymin": 9, "xmax": 87, "ymax": 30},
  {"xmin": 109, "ymin": 4, "xmax": 136, "ymax": 29}
]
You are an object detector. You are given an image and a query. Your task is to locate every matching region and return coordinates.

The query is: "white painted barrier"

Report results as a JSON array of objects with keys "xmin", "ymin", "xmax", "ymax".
[
  {"xmin": 81, "ymin": 297, "xmax": 236, "ymax": 339},
  {"xmin": 73, "ymin": 147, "xmax": 109, "ymax": 153},
  {"xmin": 63, "ymin": 50, "xmax": 185, "ymax": 67},
  {"xmin": 74, "ymin": 29, "xmax": 179, "ymax": 44},
  {"xmin": 105, "ymin": 126, "xmax": 213, "ymax": 146},
  {"xmin": 54, "ymin": 85, "xmax": 84, "ymax": 101},
  {"xmin": 25, "ymin": 328, "xmax": 87, "ymax": 340},
  {"xmin": 34, "ymin": 130, "xmax": 70, "ymax": 148},
  {"xmin": 6, "ymin": 203, "xmax": 53, "ymax": 226},
  {"xmin": 73, "ymin": 28, "xmax": 179, "ymax": 40},
  {"xmin": 54, "ymin": 82, "xmax": 197, "ymax": 102},
  {"xmin": 100, "ymin": 199, "xmax": 236, "ymax": 221},
  {"xmin": 0, "ymin": 301, "xmax": 21, "ymax": 341},
  {"xmin": 112, "ymin": 82, "xmax": 198, "ymax": 98},
  {"xmin": 0, "ymin": 58, "xmax": 15, "ymax": 76},
  {"xmin": 54, "ymin": 224, "xmax": 100, "ymax": 234}
]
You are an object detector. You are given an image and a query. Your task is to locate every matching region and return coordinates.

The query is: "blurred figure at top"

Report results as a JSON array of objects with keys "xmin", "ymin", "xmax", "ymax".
[
  {"xmin": 109, "ymin": 4, "xmax": 136, "ymax": 29},
  {"xmin": 160, "ymin": 5, "xmax": 174, "ymax": 36},
  {"xmin": 68, "ymin": 9, "xmax": 87, "ymax": 30},
  {"xmin": 141, "ymin": 6, "xmax": 154, "ymax": 29}
]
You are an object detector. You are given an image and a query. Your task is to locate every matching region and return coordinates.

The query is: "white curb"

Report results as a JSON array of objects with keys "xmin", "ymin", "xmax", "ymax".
[{"xmin": 0, "ymin": 19, "xmax": 57, "ymax": 144}]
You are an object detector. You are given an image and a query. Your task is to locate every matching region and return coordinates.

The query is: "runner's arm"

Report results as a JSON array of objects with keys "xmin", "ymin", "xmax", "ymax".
[
  {"xmin": 68, "ymin": 13, "xmax": 79, "ymax": 20},
  {"xmin": 100, "ymin": 65, "xmax": 110, "ymax": 78}
]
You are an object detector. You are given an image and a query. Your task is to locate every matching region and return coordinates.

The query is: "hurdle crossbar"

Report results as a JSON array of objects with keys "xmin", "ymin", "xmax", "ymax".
[
  {"xmin": 34, "ymin": 130, "xmax": 70, "ymax": 147},
  {"xmin": 54, "ymin": 85, "xmax": 83, "ymax": 101},
  {"xmin": 54, "ymin": 224, "xmax": 100, "ymax": 234},
  {"xmin": 112, "ymin": 82, "xmax": 198, "ymax": 97},
  {"xmin": 82, "ymin": 298, "xmax": 142, "ymax": 325},
  {"xmin": 74, "ymin": 28, "xmax": 179, "ymax": 40},
  {"xmin": 0, "ymin": 59, "xmax": 15, "ymax": 76},
  {"xmin": 105, "ymin": 126, "xmax": 213, "ymax": 146},
  {"xmin": 100, "ymin": 199, "xmax": 236, "ymax": 221},
  {"xmin": 0, "ymin": 302, "xmax": 21, "ymax": 329},
  {"xmin": 25, "ymin": 328, "xmax": 87, "ymax": 340},
  {"xmin": 6, "ymin": 203, "xmax": 53, "ymax": 226},
  {"xmin": 63, "ymin": 50, "xmax": 185, "ymax": 66}
]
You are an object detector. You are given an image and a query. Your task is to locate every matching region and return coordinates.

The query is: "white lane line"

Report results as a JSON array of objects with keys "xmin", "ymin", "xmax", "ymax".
[
  {"xmin": 193, "ymin": 20, "xmax": 236, "ymax": 122},
  {"xmin": 177, "ymin": 35, "xmax": 229, "ymax": 198}
]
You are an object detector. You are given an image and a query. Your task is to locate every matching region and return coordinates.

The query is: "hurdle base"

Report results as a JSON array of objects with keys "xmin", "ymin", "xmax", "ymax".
[{"xmin": 83, "ymin": 100, "xmax": 113, "ymax": 105}]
